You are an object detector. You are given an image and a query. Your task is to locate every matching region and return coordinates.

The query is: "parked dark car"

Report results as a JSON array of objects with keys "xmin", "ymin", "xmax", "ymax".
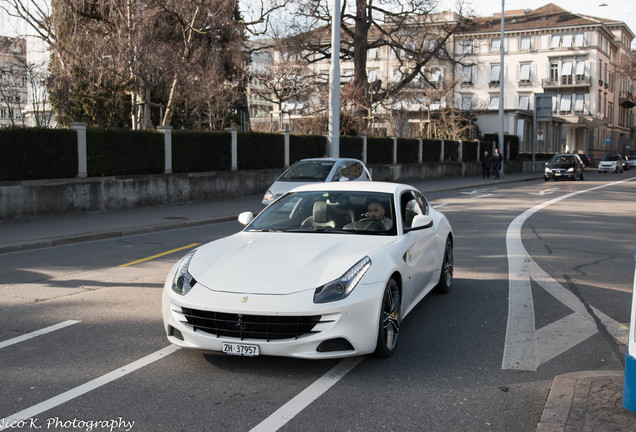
[
  {"xmin": 598, "ymin": 154, "xmax": 624, "ymax": 173},
  {"xmin": 577, "ymin": 153, "xmax": 591, "ymax": 166},
  {"xmin": 544, "ymin": 154, "xmax": 585, "ymax": 181}
]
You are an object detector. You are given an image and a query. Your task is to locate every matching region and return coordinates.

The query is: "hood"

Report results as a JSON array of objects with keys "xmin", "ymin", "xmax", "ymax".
[
  {"xmin": 546, "ymin": 162, "xmax": 575, "ymax": 169},
  {"xmin": 187, "ymin": 232, "xmax": 395, "ymax": 295}
]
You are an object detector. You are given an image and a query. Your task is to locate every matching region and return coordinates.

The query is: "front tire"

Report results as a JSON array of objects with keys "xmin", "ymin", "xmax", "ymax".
[
  {"xmin": 373, "ymin": 278, "xmax": 400, "ymax": 358},
  {"xmin": 434, "ymin": 237, "xmax": 453, "ymax": 294}
]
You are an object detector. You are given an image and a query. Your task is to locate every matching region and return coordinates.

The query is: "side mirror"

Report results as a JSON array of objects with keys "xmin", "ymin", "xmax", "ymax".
[
  {"xmin": 405, "ymin": 214, "xmax": 433, "ymax": 232},
  {"xmin": 238, "ymin": 212, "xmax": 254, "ymax": 226}
]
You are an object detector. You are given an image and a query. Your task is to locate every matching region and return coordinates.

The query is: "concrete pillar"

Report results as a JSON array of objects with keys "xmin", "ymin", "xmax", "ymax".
[
  {"xmin": 392, "ymin": 136, "xmax": 398, "ymax": 164},
  {"xmin": 418, "ymin": 138, "xmax": 423, "ymax": 164},
  {"xmin": 440, "ymin": 140, "xmax": 445, "ymax": 163},
  {"xmin": 157, "ymin": 126, "xmax": 173, "ymax": 174},
  {"xmin": 458, "ymin": 140, "xmax": 463, "ymax": 162},
  {"xmin": 284, "ymin": 131, "xmax": 290, "ymax": 167},
  {"xmin": 69, "ymin": 122, "xmax": 87, "ymax": 178},
  {"xmin": 229, "ymin": 129, "xmax": 238, "ymax": 171},
  {"xmin": 361, "ymin": 135, "xmax": 368, "ymax": 164}
]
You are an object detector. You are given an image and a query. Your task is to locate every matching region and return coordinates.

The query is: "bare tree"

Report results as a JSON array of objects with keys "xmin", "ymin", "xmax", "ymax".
[{"xmin": 286, "ymin": 0, "xmax": 469, "ymax": 132}]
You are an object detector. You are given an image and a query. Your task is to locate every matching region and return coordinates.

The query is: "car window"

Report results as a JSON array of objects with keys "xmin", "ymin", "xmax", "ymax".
[
  {"xmin": 247, "ymin": 191, "xmax": 396, "ymax": 235},
  {"xmin": 332, "ymin": 161, "xmax": 352, "ymax": 182},
  {"xmin": 348, "ymin": 162, "xmax": 363, "ymax": 180},
  {"xmin": 280, "ymin": 161, "xmax": 335, "ymax": 181},
  {"xmin": 400, "ymin": 191, "xmax": 426, "ymax": 229}
]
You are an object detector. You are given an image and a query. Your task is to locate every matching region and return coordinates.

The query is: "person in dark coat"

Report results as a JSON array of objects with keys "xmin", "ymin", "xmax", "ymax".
[
  {"xmin": 492, "ymin": 148, "xmax": 503, "ymax": 179},
  {"xmin": 481, "ymin": 151, "xmax": 492, "ymax": 179}
]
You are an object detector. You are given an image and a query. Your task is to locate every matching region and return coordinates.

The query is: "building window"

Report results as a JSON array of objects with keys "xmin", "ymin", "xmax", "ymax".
[
  {"xmin": 342, "ymin": 69, "xmax": 354, "ymax": 82},
  {"xmin": 562, "ymin": 34, "xmax": 573, "ymax": 47},
  {"xmin": 518, "ymin": 95, "xmax": 530, "ymax": 110},
  {"xmin": 550, "ymin": 63, "xmax": 559, "ymax": 82},
  {"xmin": 490, "ymin": 38, "xmax": 501, "ymax": 52},
  {"xmin": 489, "ymin": 96, "xmax": 499, "ymax": 109},
  {"xmin": 489, "ymin": 64, "xmax": 500, "ymax": 85},
  {"xmin": 461, "ymin": 97, "xmax": 472, "ymax": 110},
  {"xmin": 550, "ymin": 34, "xmax": 561, "ymax": 48},
  {"xmin": 461, "ymin": 65, "xmax": 474, "ymax": 84},
  {"xmin": 574, "ymin": 94, "xmax": 585, "ymax": 113},
  {"xmin": 367, "ymin": 69, "xmax": 379, "ymax": 82},
  {"xmin": 519, "ymin": 63, "xmax": 531, "ymax": 83},
  {"xmin": 368, "ymin": 48, "xmax": 378, "ymax": 59},
  {"xmin": 561, "ymin": 61, "xmax": 573, "ymax": 85},
  {"xmin": 459, "ymin": 40, "xmax": 473, "ymax": 54},
  {"xmin": 560, "ymin": 94, "xmax": 572, "ymax": 113},
  {"xmin": 575, "ymin": 61, "xmax": 586, "ymax": 81},
  {"xmin": 574, "ymin": 33, "xmax": 584, "ymax": 47},
  {"xmin": 520, "ymin": 36, "xmax": 531, "ymax": 51}
]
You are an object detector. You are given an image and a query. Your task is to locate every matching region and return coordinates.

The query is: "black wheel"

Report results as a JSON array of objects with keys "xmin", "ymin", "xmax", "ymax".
[
  {"xmin": 373, "ymin": 278, "xmax": 400, "ymax": 358},
  {"xmin": 354, "ymin": 218, "xmax": 386, "ymax": 231},
  {"xmin": 434, "ymin": 237, "xmax": 453, "ymax": 294}
]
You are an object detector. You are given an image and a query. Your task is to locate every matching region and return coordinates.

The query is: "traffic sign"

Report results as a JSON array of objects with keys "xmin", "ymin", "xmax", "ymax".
[{"xmin": 605, "ymin": 137, "xmax": 611, "ymax": 145}]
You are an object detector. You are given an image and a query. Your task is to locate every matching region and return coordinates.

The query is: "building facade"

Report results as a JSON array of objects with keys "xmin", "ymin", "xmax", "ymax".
[
  {"xmin": 0, "ymin": 35, "xmax": 28, "ymax": 127},
  {"xmin": 248, "ymin": 4, "xmax": 636, "ymax": 160}
]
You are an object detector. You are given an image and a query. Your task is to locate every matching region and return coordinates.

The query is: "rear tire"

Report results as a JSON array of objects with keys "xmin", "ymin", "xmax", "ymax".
[{"xmin": 434, "ymin": 237, "xmax": 453, "ymax": 294}]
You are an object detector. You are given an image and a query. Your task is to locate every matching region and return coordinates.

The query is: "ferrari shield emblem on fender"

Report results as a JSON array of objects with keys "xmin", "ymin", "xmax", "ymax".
[{"xmin": 241, "ymin": 296, "xmax": 248, "ymax": 303}]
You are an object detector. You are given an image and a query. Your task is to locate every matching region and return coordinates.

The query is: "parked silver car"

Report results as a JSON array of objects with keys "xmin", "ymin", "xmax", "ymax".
[
  {"xmin": 598, "ymin": 154, "xmax": 624, "ymax": 173},
  {"xmin": 262, "ymin": 158, "xmax": 372, "ymax": 206}
]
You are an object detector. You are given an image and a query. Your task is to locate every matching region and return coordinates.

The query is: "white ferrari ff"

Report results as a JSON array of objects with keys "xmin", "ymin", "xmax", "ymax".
[{"xmin": 162, "ymin": 182, "xmax": 454, "ymax": 359}]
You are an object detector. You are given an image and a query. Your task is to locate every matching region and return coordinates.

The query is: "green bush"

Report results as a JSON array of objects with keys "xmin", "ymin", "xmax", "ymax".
[
  {"xmin": 339, "ymin": 136, "xmax": 363, "ymax": 160},
  {"xmin": 0, "ymin": 128, "xmax": 77, "ymax": 180},
  {"xmin": 422, "ymin": 139, "xmax": 441, "ymax": 162},
  {"xmin": 237, "ymin": 132, "xmax": 284, "ymax": 170},
  {"xmin": 172, "ymin": 131, "xmax": 231, "ymax": 172},
  {"xmin": 366, "ymin": 137, "xmax": 393, "ymax": 164},
  {"xmin": 87, "ymin": 128, "xmax": 164, "ymax": 176},
  {"xmin": 397, "ymin": 138, "xmax": 419, "ymax": 163},
  {"xmin": 290, "ymin": 134, "xmax": 326, "ymax": 163}
]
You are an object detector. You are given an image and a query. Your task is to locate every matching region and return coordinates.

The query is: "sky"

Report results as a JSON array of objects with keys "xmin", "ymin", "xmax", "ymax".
[{"xmin": 459, "ymin": 0, "xmax": 636, "ymax": 48}]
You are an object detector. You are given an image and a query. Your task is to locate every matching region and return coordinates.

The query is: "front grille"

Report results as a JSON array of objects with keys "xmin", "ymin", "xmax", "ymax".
[{"xmin": 181, "ymin": 308, "xmax": 325, "ymax": 341}]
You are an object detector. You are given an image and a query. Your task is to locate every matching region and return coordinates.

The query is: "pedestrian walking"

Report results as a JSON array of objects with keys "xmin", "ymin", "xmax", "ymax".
[
  {"xmin": 481, "ymin": 151, "xmax": 492, "ymax": 179},
  {"xmin": 493, "ymin": 148, "xmax": 503, "ymax": 179}
]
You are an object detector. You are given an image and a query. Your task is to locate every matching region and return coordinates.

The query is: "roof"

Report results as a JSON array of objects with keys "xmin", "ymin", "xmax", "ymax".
[{"xmin": 462, "ymin": 3, "xmax": 630, "ymax": 35}]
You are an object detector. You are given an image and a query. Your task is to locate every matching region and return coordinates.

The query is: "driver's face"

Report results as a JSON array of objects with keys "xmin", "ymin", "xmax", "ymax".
[{"xmin": 367, "ymin": 203, "xmax": 385, "ymax": 220}]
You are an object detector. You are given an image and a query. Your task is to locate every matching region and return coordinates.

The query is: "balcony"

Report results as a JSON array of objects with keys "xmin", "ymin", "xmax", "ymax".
[
  {"xmin": 619, "ymin": 91, "xmax": 636, "ymax": 109},
  {"xmin": 542, "ymin": 76, "xmax": 591, "ymax": 89}
]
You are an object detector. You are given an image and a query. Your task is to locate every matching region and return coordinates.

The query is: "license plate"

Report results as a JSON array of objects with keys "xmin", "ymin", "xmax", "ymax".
[{"xmin": 222, "ymin": 342, "xmax": 259, "ymax": 356}]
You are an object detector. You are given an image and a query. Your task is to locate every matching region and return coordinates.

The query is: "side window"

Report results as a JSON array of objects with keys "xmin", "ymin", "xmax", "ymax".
[
  {"xmin": 401, "ymin": 191, "xmax": 424, "ymax": 229},
  {"xmin": 348, "ymin": 162, "xmax": 363, "ymax": 180},
  {"xmin": 333, "ymin": 162, "xmax": 351, "ymax": 181},
  {"xmin": 413, "ymin": 191, "xmax": 429, "ymax": 215}
]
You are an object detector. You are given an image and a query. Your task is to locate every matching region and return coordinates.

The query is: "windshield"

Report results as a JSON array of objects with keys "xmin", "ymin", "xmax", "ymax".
[
  {"xmin": 279, "ymin": 160, "xmax": 335, "ymax": 182},
  {"xmin": 601, "ymin": 154, "xmax": 620, "ymax": 161},
  {"xmin": 549, "ymin": 155, "xmax": 576, "ymax": 164},
  {"xmin": 246, "ymin": 191, "xmax": 397, "ymax": 235}
]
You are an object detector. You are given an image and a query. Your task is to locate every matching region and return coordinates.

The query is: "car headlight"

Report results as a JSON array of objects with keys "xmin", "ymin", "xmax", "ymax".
[
  {"xmin": 172, "ymin": 251, "xmax": 196, "ymax": 295},
  {"xmin": 263, "ymin": 190, "xmax": 274, "ymax": 201},
  {"xmin": 545, "ymin": 167, "xmax": 552, "ymax": 173},
  {"xmin": 313, "ymin": 257, "xmax": 371, "ymax": 303},
  {"xmin": 566, "ymin": 167, "xmax": 574, "ymax": 172}
]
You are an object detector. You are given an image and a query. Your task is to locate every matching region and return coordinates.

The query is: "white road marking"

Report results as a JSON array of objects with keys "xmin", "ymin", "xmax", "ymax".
[
  {"xmin": 471, "ymin": 194, "xmax": 494, "ymax": 199},
  {"xmin": 250, "ymin": 357, "xmax": 362, "ymax": 432},
  {"xmin": 503, "ymin": 178, "xmax": 634, "ymax": 371},
  {"xmin": 0, "ymin": 345, "xmax": 179, "ymax": 430},
  {"xmin": 0, "ymin": 320, "xmax": 81, "ymax": 350},
  {"xmin": 461, "ymin": 187, "xmax": 497, "ymax": 195},
  {"xmin": 432, "ymin": 203, "xmax": 448, "ymax": 208},
  {"xmin": 530, "ymin": 188, "xmax": 559, "ymax": 196}
]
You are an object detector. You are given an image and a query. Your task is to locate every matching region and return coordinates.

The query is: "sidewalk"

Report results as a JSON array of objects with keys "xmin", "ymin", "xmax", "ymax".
[{"xmin": 1, "ymin": 171, "xmax": 635, "ymax": 431}]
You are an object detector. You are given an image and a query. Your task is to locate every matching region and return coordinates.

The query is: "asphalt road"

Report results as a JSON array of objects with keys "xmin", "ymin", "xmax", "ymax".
[{"xmin": 1, "ymin": 171, "xmax": 634, "ymax": 432}]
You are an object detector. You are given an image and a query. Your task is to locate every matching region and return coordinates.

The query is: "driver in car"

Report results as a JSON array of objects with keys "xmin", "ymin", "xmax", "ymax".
[{"xmin": 367, "ymin": 199, "xmax": 393, "ymax": 230}]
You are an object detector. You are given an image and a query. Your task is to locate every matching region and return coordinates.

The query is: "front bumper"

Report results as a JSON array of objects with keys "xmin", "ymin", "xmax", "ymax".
[
  {"xmin": 162, "ymin": 279, "xmax": 384, "ymax": 359},
  {"xmin": 545, "ymin": 171, "xmax": 576, "ymax": 180}
]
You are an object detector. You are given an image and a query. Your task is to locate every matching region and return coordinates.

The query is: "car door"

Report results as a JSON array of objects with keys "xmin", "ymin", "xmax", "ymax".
[{"xmin": 399, "ymin": 190, "xmax": 437, "ymax": 310}]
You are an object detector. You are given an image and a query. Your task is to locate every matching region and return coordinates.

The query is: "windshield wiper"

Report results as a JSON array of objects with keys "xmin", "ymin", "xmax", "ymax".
[{"xmin": 286, "ymin": 227, "xmax": 353, "ymax": 234}]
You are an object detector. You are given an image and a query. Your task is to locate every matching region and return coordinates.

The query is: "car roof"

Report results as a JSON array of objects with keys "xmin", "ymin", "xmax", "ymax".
[
  {"xmin": 294, "ymin": 157, "xmax": 364, "ymax": 163},
  {"xmin": 290, "ymin": 181, "xmax": 411, "ymax": 195}
]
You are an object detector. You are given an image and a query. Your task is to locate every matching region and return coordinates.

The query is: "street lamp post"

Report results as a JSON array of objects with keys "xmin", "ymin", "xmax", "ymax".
[
  {"xmin": 327, "ymin": 0, "xmax": 341, "ymax": 158},
  {"xmin": 498, "ymin": 0, "xmax": 505, "ymax": 174}
]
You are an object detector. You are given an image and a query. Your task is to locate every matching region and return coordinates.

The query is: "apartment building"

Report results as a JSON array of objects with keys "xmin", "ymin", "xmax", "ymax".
[
  {"xmin": 458, "ymin": 3, "xmax": 635, "ymax": 160},
  {"xmin": 248, "ymin": 4, "xmax": 635, "ymax": 160},
  {"xmin": 0, "ymin": 35, "xmax": 28, "ymax": 127}
]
